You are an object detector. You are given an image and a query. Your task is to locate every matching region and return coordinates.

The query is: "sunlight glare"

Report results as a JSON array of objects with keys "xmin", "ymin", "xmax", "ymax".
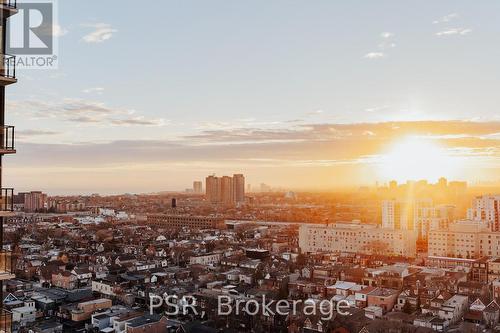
[{"xmin": 377, "ymin": 137, "xmax": 460, "ymax": 182}]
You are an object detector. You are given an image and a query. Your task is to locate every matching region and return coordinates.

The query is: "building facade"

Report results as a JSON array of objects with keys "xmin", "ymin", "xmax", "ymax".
[
  {"xmin": 146, "ymin": 214, "xmax": 225, "ymax": 230},
  {"xmin": 298, "ymin": 221, "xmax": 417, "ymax": 257},
  {"xmin": 467, "ymin": 195, "xmax": 500, "ymax": 231},
  {"xmin": 0, "ymin": 2, "xmax": 19, "ymax": 331},
  {"xmin": 428, "ymin": 219, "xmax": 500, "ymax": 258},
  {"xmin": 382, "ymin": 200, "xmax": 415, "ymax": 230}
]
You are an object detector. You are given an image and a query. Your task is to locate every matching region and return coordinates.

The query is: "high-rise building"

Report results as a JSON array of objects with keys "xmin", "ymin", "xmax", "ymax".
[
  {"xmin": 438, "ymin": 177, "xmax": 448, "ymax": 188},
  {"xmin": 382, "ymin": 200, "xmax": 415, "ymax": 230},
  {"xmin": 23, "ymin": 191, "xmax": 48, "ymax": 212},
  {"xmin": 220, "ymin": 176, "xmax": 233, "ymax": 204},
  {"xmin": 0, "ymin": 2, "xmax": 19, "ymax": 330},
  {"xmin": 233, "ymin": 174, "xmax": 245, "ymax": 204},
  {"xmin": 389, "ymin": 180, "xmax": 398, "ymax": 191},
  {"xmin": 193, "ymin": 181, "xmax": 203, "ymax": 194},
  {"xmin": 467, "ymin": 195, "xmax": 500, "ymax": 231},
  {"xmin": 205, "ymin": 174, "xmax": 245, "ymax": 204},
  {"xmin": 205, "ymin": 175, "xmax": 221, "ymax": 203},
  {"xmin": 260, "ymin": 183, "xmax": 271, "ymax": 192}
]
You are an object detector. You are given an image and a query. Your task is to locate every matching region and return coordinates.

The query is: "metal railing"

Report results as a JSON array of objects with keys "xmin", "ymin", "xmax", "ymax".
[
  {"xmin": 0, "ymin": 0, "xmax": 17, "ymax": 9},
  {"xmin": 0, "ymin": 55, "xmax": 16, "ymax": 80},
  {"xmin": 0, "ymin": 309, "xmax": 12, "ymax": 333},
  {"xmin": 0, "ymin": 251, "xmax": 12, "ymax": 276},
  {"xmin": 0, "ymin": 126, "xmax": 14, "ymax": 152},
  {"xmin": 0, "ymin": 188, "xmax": 14, "ymax": 212}
]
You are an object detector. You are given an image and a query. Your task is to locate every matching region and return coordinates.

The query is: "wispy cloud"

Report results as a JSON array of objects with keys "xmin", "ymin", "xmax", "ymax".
[
  {"xmin": 364, "ymin": 52, "xmax": 385, "ymax": 59},
  {"xmin": 53, "ymin": 24, "xmax": 69, "ymax": 37},
  {"xmin": 16, "ymin": 129, "xmax": 62, "ymax": 140},
  {"xmin": 365, "ymin": 105, "xmax": 389, "ymax": 113},
  {"xmin": 82, "ymin": 87, "xmax": 105, "ymax": 94},
  {"xmin": 110, "ymin": 117, "xmax": 165, "ymax": 127},
  {"xmin": 433, "ymin": 13, "xmax": 459, "ymax": 24},
  {"xmin": 82, "ymin": 23, "xmax": 117, "ymax": 43},
  {"xmin": 306, "ymin": 109, "xmax": 324, "ymax": 116},
  {"xmin": 12, "ymin": 99, "xmax": 165, "ymax": 127},
  {"xmin": 432, "ymin": 13, "xmax": 471, "ymax": 37},
  {"xmin": 435, "ymin": 28, "xmax": 472, "ymax": 36},
  {"xmin": 8, "ymin": 120, "xmax": 500, "ymax": 192},
  {"xmin": 365, "ymin": 32, "xmax": 395, "ymax": 59}
]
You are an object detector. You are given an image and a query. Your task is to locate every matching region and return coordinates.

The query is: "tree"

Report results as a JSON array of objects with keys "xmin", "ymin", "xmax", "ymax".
[{"xmin": 402, "ymin": 300, "xmax": 413, "ymax": 314}]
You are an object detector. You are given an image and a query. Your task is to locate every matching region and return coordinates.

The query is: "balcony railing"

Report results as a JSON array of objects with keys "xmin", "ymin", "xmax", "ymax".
[
  {"xmin": 0, "ymin": 55, "xmax": 16, "ymax": 80},
  {"xmin": 0, "ymin": 251, "xmax": 12, "ymax": 276},
  {"xmin": 0, "ymin": 0, "xmax": 17, "ymax": 9},
  {"xmin": 0, "ymin": 188, "xmax": 13, "ymax": 212},
  {"xmin": 0, "ymin": 309, "xmax": 12, "ymax": 333},
  {"xmin": 0, "ymin": 126, "xmax": 14, "ymax": 153}
]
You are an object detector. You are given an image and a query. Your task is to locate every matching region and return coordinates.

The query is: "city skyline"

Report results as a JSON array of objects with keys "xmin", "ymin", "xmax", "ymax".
[{"xmin": 5, "ymin": 1, "xmax": 500, "ymax": 194}]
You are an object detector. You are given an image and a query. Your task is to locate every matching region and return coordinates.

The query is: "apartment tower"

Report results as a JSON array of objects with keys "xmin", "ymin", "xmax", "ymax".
[
  {"xmin": 205, "ymin": 174, "xmax": 245, "ymax": 204},
  {"xmin": 233, "ymin": 173, "xmax": 245, "ymax": 204},
  {"xmin": 0, "ymin": 0, "xmax": 18, "ymax": 330}
]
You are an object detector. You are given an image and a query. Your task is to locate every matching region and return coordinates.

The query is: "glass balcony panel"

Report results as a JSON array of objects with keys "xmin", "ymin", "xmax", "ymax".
[{"xmin": 0, "ymin": 189, "xmax": 13, "ymax": 212}]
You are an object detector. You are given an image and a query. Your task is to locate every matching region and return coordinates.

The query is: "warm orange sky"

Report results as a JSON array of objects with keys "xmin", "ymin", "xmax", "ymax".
[
  {"xmin": 7, "ymin": 2, "xmax": 500, "ymax": 194},
  {"xmin": 6, "ymin": 120, "xmax": 500, "ymax": 194}
]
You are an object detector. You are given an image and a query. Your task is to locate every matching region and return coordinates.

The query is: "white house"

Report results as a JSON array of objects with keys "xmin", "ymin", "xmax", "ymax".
[{"xmin": 12, "ymin": 300, "xmax": 37, "ymax": 325}]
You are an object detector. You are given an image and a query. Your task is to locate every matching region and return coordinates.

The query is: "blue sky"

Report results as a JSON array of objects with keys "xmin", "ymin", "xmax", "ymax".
[{"xmin": 6, "ymin": 0, "xmax": 500, "ymax": 194}]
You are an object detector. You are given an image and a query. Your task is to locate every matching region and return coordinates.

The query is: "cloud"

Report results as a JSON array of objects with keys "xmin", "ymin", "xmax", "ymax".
[
  {"xmin": 433, "ymin": 13, "xmax": 459, "ymax": 24},
  {"xmin": 67, "ymin": 116, "xmax": 103, "ymax": 123},
  {"xmin": 53, "ymin": 24, "xmax": 69, "ymax": 37},
  {"xmin": 82, "ymin": 87, "xmax": 105, "ymax": 94},
  {"xmin": 11, "ymin": 99, "xmax": 164, "ymax": 127},
  {"xmin": 16, "ymin": 129, "xmax": 61, "ymax": 139},
  {"xmin": 364, "ymin": 52, "xmax": 385, "ymax": 59},
  {"xmin": 365, "ymin": 106, "xmax": 389, "ymax": 113},
  {"xmin": 82, "ymin": 23, "xmax": 117, "ymax": 43},
  {"xmin": 110, "ymin": 117, "xmax": 165, "ymax": 126},
  {"xmin": 8, "ymin": 120, "xmax": 500, "ymax": 193},
  {"xmin": 185, "ymin": 120, "xmax": 500, "ymax": 145},
  {"xmin": 9, "ymin": 120, "xmax": 500, "ymax": 171},
  {"xmin": 365, "ymin": 32, "xmax": 396, "ymax": 59},
  {"xmin": 306, "ymin": 110, "xmax": 324, "ymax": 116},
  {"xmin": 435, "ymin": 28, "xmax": 472, "ymax": 36}
]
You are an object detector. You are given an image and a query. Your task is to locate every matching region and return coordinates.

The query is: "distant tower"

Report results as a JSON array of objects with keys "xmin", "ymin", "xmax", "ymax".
[
  {"xmin": 0, "ymin": 1, "xmax": 19, "ymax": 330},
  {"xmin": 382, "ymin": 200, "xmax": 415, "ymax": 230},
  {"xmin": 438, "ymin": 177, "xmax": 447, "ymax": 188},
  {"xmin": 193, "ymin": 181, "xmax": 203, "ymax": 194},
  {"xmin": 220, "ymin": 176, "xmax": 233, "ymax": 204},
  {"xmin": 389, "ymin": 180, "xmax": 398, "ymax": 190},
  {"xmin": 171, "ymin": 198, "xmax": 177, "ymax": 208},
  {"xmin": 205, "ymin": 175, "xmax": 221, "ymax": 203},
  {"xmin": 233, "ymin": 174, "xmax": 245, "ymax": 204}
]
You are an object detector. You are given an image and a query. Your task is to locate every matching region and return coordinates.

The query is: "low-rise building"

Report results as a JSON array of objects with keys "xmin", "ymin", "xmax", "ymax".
[{"xmin": 299, "ymin": 221, "xmax": 417, "ymax": 257}]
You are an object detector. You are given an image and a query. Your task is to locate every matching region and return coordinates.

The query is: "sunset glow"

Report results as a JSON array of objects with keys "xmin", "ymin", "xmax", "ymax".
[{"xmin": 377, "ymin": 137, "xmax": 461, "ymax": 182}]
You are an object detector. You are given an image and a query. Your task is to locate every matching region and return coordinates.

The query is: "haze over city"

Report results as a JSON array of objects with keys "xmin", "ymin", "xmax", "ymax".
[{"xmin": 5, "ymin": 0, "xmax": 500, "ymax": 194}]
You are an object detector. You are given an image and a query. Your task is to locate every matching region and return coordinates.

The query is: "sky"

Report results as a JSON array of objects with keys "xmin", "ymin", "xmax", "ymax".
[{"xmin": 5, "ymin": 0, "xmax": 500, "ymax": 194}]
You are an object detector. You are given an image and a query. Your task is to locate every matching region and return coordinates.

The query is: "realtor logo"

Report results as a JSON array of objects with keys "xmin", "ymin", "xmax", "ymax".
[{"xmin": 5, "ymin": 1, "xmax": 58, "ymax": 69}]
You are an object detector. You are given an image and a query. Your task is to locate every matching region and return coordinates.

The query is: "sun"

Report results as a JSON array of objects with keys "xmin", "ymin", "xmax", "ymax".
[{"xmin": 377, "ymin": 136, "xmax": 460, "ymax": 182}]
